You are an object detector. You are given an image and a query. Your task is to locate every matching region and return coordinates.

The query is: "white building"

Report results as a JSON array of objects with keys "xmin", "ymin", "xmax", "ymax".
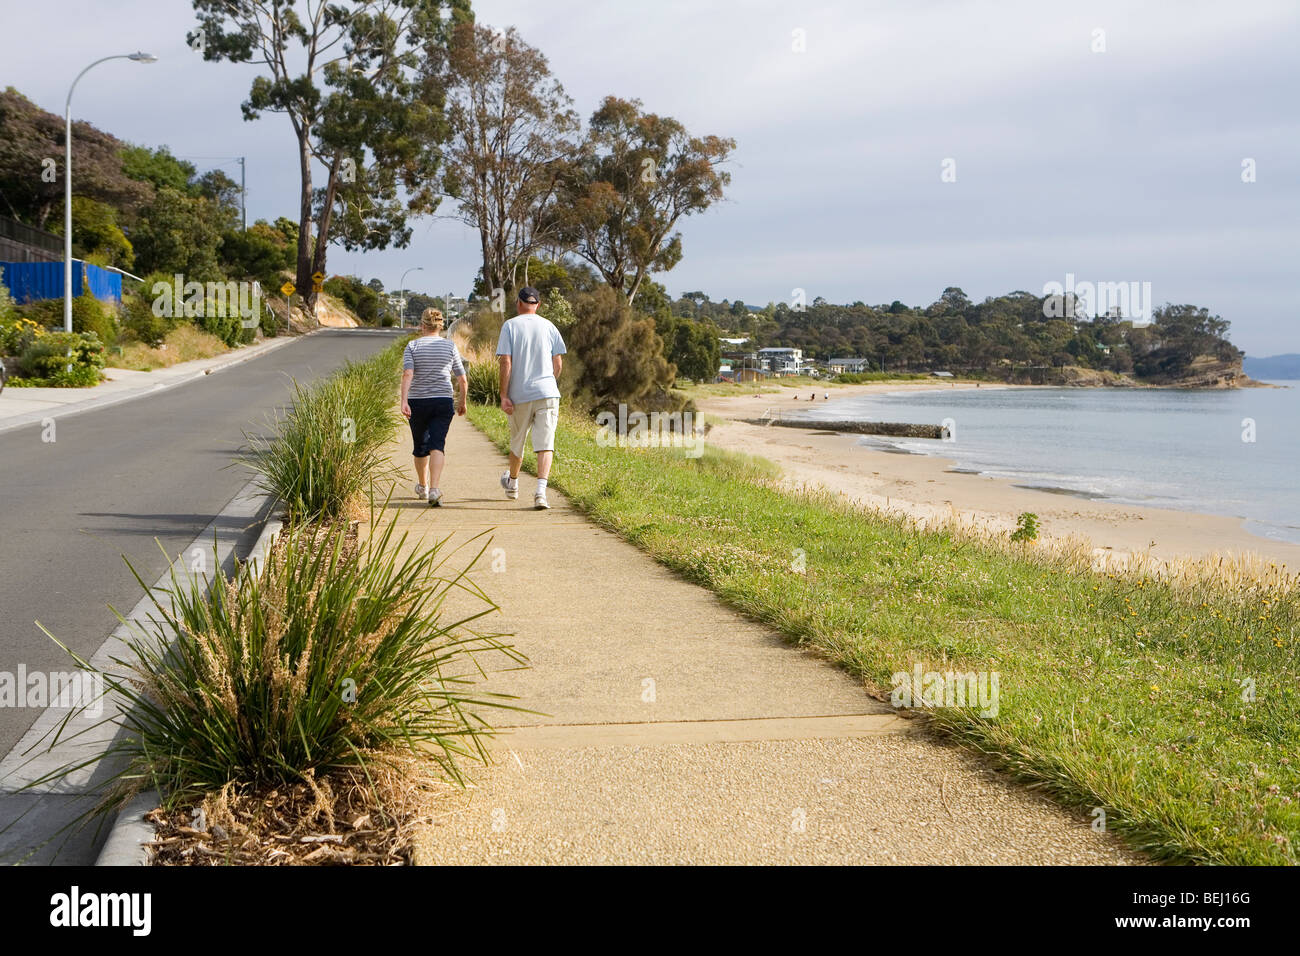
[
  {"xmin": 827, "ymin": 357, "xmax": 872, "ymax": 374},
  {"xmin": 757, "ymin": 347, "xmax": 803, "ymax": 375}
]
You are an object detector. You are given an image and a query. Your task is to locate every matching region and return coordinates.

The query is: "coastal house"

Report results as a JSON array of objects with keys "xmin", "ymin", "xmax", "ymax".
[
  {"xmin": 828, "ymin": 357, "xmax": 872, "ymax": 374},
  {"xmin": 757, "ymin": 346, "xmax": 803, "ymax": 375}
]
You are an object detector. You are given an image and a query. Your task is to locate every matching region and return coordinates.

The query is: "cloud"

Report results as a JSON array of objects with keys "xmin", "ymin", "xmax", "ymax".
[{"xmin": 5, "ymin": 0, "xmax": 1296, "ymax": 352}]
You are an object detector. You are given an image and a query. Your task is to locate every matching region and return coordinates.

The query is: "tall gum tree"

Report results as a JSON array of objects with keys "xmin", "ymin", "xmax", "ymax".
[
  {"xmin": 439, "ymin": 23, "xmax": 579, "ymax": 299},
  {"xmin": 560, "ymin": 96, "xmax": 734, "ymax": 307},
  {"xmin": 190, "ymin": 0, "xmax": 469, "ymax": 311}
]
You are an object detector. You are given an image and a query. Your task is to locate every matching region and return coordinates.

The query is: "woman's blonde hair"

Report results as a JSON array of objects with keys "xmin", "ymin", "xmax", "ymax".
[{"xmin": 420, "ymin": 307, "xmax": 445, "ymax": 332}]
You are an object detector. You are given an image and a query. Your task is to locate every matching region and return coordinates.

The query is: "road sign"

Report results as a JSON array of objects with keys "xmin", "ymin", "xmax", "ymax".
[
  {"xmin": 281, "ymin": 281, "xmax": 295, "ymax": 297},
  {"xmin": 311, "ymin": 271, "xmax": 325, "ymax": 292}
]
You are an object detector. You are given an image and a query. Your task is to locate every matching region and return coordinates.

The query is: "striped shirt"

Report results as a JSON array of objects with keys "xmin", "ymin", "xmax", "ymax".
[{"xmin": 403, "ymin": 335, "xmax": 465, "ymax": 399}]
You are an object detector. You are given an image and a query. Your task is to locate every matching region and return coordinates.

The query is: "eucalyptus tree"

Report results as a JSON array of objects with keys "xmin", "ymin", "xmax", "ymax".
[
  {"xmin": 190, "ymin": 0, "xmax": 470, "ymax": 310},
  {"xmin": 560, "ymin": 96, "xmax": 734, "ymax": 307},
  {"xmin": 439, "ymin": 22, "xmax": 580, "ymax": 298}
]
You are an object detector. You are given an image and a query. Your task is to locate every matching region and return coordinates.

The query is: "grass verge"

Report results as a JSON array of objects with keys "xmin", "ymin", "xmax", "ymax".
[
  {"xmin": 239, "ymin": 339, "xmax": 405, "ymax": 524},
  {"xmin": 108, "ymin": 325, "xmax": 231, "ymax": 371},
  {"xmin": 467, "ymin": 403, "xmax": 1299, "ymax": 864}
]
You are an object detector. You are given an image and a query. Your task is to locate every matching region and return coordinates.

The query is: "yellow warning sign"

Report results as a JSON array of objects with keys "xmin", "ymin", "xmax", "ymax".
[
  {"xmin": 311, "ymin": 271, "xmax": 325, "ymax": 292},
  {"xmin": 280, "ymin": 281, "xmax": 296, "ymax": 297}
]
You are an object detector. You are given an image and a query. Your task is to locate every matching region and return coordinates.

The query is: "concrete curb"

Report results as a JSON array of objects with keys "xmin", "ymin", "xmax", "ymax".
[
  {"xmin": 93, "ymin": 790, "xmax": 161, "ymax": 866},
  {"xmin": 91, "ymin": 499, "xmax": 287, "ymax": 866},
  {"xmin": 0, "ymin": 330, "xmax": 312, "ymax": 436}
]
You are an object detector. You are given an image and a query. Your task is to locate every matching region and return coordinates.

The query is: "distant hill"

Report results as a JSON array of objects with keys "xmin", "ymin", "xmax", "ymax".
[{"xmin": 1244, "ymin": 354, "xmax": 1300, "ymax": 380}]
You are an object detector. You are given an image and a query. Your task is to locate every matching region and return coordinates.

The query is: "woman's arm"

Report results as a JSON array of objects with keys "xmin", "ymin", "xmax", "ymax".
[
  {"xmin": 454, "ymin": 373, "xmax": 468, "ymax": 416},
  {"xmin": 400, "ymin": 368, "xmax": 413, "ymax": 419}
]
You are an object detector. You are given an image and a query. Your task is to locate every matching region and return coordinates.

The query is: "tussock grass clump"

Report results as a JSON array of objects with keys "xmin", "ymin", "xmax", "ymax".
[
  {"xmin": 240, "ymin": 343, "xmax": 403, "ymax": 523},
  {"xmin": 53, "ymin": 514, "xmax": 523, "ymax": 811},
  {"xmin": 466, "ymin": 358, "xmax": 501, "ymax": 406}
]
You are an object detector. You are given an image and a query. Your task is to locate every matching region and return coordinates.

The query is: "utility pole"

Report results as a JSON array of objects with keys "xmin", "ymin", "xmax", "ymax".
[{"xmin": 238, "ymin": 157, "xmax": 246, "ymax": 231}]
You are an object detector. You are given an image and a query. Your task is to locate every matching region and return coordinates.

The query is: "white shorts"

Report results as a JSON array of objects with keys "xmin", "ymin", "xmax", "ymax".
[{"xmin": 508, "ymin": 397, "xmax": 559, "ymax": 458}]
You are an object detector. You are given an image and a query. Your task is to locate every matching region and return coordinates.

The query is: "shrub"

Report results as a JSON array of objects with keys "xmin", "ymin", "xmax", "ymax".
[
  {"xmin": 18, "ymin": 331, "xmax": 105, "ymax": 386},
  {"xmin": 0, "ymin": 266, "xmax": 16, "ymax": 320},
  {"xmin": 121, "ymin": 290, "xmax": 172, "ymax": 346},
  {"xmin": 1, "ymin": 315, "xmax": 43, "ymax": 357},
  {"xmin": 466, "ymin": 359, "xmax": 500, "ymax": 405},
  {"xmin": 44, "ymin": 515, "xmax": 522, "ymax": 808},
  {"xmin": 16, "ymin": 297, "xmax": 64, "ymax": 330},
  {"xmin": 568, "ymin": 285, "xmax": 679, "ymax": 412},
  {"xmin": 240, "ymin": 343, "xmax": 403, "ymax": 523},
  {"xmin": 71, "ymin": 289, "xmax": 117, "ymax": 343},
  {"xmin": 259, "ymin": 301, "xmax": 280, "ymax": 338}
]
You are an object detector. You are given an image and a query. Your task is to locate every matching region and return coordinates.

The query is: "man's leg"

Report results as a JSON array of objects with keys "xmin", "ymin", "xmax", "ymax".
[
  {"xmin": 533, "ymin": 398, "xmax": 559, "ymax": 481},
  {"xmin": 532, "ymin": 399, "xmax": 559, "ymax": 508},
  {"xmin": 502, "ymin": 402, "xmax": 531, "ymax": 499}
]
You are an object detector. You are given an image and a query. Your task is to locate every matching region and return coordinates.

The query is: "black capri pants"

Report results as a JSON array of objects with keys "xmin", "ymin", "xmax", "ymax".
[{"xmin": 408, "ymin": 397, "xmax": 454, "ymax": 456}]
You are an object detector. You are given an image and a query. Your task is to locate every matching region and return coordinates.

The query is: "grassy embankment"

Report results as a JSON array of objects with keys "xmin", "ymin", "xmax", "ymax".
[
  {"xmin": 108, "ymin": 325, "xmax": 231, "ymax": 371},
  {"xmin": 467, "ymin": 403, "xmax": 1298, "ymax": 865}
]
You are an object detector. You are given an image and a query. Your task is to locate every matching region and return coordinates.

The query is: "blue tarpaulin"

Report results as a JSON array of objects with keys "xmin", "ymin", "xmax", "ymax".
[{"xmin": 0, "ymin": 260, "xmax": 122, "ymax": 305}]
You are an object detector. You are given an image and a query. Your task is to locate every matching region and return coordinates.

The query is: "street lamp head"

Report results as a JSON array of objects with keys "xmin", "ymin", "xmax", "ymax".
[{"xmin": 128, "ymin": 52, "xmax": 158, "ymax": 63}]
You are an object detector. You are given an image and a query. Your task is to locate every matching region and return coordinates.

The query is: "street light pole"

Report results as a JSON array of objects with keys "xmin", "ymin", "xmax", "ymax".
[
  {"xmin": 398, "ymin": 266, "xmax": 423, "ymax": 328},
  {"xmin": 64, "ymin": 52, "xmax": 157, "ymax": 333}
]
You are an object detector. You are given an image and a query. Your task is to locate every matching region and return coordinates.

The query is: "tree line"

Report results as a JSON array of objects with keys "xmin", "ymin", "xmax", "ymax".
[{"xmin": 669, "ymin": 286, "xmax": 1243, "ymax": 379}]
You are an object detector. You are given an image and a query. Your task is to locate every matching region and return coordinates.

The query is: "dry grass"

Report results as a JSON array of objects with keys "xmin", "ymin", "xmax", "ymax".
[
  {"xmin": 145, "ymin": 755, "xmax": 454, "ymax": 865},
  {"xmin": 110, "ymin": 325, "xmax": 231, "ymax": 371}
]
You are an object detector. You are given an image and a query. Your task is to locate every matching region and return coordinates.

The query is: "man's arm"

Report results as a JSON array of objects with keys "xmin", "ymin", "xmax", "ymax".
[
  {"xmin": 498, "ymin": 355, "xmax": 513, "ymax": 413},
  {"xmin": 552, "ymin": 354, "xmax": 563, "ymax": 380}
]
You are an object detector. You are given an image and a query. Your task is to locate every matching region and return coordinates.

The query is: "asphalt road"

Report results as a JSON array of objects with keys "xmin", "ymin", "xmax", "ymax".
[{"xmin": 0, "ymin": 329, "xmax": 402, "ymax": 755}]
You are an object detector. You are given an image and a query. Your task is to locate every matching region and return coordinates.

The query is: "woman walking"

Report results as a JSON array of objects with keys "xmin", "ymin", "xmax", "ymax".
[{"xmin": 400, "ymin": 308, "xmax": 468, "ymax": 506}]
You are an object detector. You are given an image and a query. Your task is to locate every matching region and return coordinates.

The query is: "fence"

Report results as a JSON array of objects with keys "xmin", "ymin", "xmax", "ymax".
[
  {"xmin": 0, "ymin": 215, "xmax": 62, "ymax": 264},
  {"xmin": 0, "ymin": 259, "xmax": 122, "ymax": 304}
]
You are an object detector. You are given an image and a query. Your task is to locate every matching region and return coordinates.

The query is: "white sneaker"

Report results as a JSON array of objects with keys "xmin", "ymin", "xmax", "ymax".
[
  {"xmin": 500, "ymin": 472, "xmax": 518, "ymax": 500},
  {"xmin": 534, "ymin": 490, "xmax": 550, "ymax": 510},
  {"xmin": 428, "ymin": 487, "xmax": 443, "ymax": 507},
  {"xmin": 414, "ymin": 483, "xmax": 426, "ymax": 500}
]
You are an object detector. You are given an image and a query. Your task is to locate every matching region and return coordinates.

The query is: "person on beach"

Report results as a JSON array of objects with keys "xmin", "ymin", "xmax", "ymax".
[
  {"xmin": 400, "ymin": 308, "xmax": 467, "ymax": 506},
  {"xmin": 497, "ymin": 286, "xmax": 566, "ymax": 510}
]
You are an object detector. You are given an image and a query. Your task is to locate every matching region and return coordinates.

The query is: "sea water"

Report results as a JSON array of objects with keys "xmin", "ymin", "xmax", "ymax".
[{"xmin": 788, "ymin": 382, "xmax": 1300, "ymax": 545}]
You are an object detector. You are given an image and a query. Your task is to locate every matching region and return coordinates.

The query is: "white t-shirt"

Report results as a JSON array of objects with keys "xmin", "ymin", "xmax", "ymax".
[{"xmin": 496, "ymin": 313, "xmax": 567, "ymax": 403}]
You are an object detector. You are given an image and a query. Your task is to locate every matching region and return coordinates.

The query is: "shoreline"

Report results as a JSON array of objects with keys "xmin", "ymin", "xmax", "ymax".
[{"xmin": 696, "ymin": 383, "xmax": 1300, "ymax": 570}]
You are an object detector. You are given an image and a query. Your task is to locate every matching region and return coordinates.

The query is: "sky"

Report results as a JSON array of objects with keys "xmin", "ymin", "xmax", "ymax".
[{"xmin": 3, "ymin": 0, "xmax": 1297, "ymax": 355}]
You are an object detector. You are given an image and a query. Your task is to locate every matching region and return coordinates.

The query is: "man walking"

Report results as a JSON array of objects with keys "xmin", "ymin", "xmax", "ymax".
[{"xmin": 497, "ymin": 286, "xmax": 566, "ymax": 509}]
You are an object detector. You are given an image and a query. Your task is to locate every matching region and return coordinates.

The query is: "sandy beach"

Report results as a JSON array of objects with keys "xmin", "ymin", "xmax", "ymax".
[{"xmin": 697, "ymin": 382, "xmax": 1300, "ymax": 570}]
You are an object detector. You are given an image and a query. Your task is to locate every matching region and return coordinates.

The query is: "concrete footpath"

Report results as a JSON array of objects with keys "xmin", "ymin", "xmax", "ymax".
[{"xmin": 379, "ymin": 416, "xmax": 1140, "ymax": 865}]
